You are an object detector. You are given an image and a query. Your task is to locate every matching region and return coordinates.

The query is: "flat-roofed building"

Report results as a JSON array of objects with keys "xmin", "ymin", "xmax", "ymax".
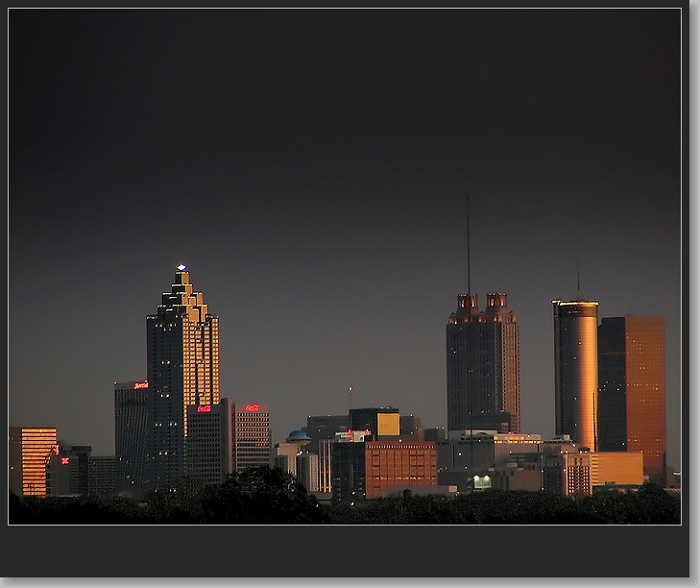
[
  {"xmin": 232, "ymin": 402, "xmax": 271, "ymax": 472},
  {"xmin": 365, "ymin": 441, "xmax": 437, "ymax": 499},
  {"xmin": 186, "ymin": 397, "xmax": 231, "ymax": 485},
  {"xmin": 598, "ymin": 316, "xmax": 666, "ymax": 485},
  {"xmin": 590, "ymin": 451, "xmax": 644, "ymax": 488},
  {"xmin": 9, "ymin": 427, "xmax": 58, "ymax": 497}
]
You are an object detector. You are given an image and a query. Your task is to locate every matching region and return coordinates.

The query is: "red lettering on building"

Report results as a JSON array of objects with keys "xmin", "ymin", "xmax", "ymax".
[
  {"xmin": 134, "ymin": 382, "xmax": 148, "ymax": 390},
  {"xmin": 245, "ymin": 404, "xmax": 259, "ymax": 412},
  {"xmin": 197, "ymin": 405, "xmax": 211, "ymax": 413}
]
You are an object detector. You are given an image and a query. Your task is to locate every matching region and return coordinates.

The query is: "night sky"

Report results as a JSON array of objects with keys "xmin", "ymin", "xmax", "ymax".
[{"xmin": 9, "ymin": 8, "xmax": 683, "ymax": 470}]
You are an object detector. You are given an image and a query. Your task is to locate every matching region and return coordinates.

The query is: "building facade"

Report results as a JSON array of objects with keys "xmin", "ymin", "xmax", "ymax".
[
  {"xmin": 598, "ymin": 316, "xmax": 666, "ymax": 485},
  {"xmin": 185, "ymin": 397, "xmax": 232, "ymax": 486},
  {"xmin": 231, "ymin": 402, "xmax": 271, "ymax": 473},
  {"xmin": 114, "ymin": 380, "xmax": 149, "ymax": 495},
  {"xmin": 145, "ymin": 266, "xmax": 220, "ymax": 488},
  {"xmin": 9, "ymin": 427, "xmax": 58, "ymax": 496},
  {"xmin": 46, "ymin": 444, "xmax": 91, "ymax": 496},
  {"xmin": 302, "ymin": 414, "xmax": 349, "ymax": 454},
  {"xmin": 349, "ymin": 407, "xmax": 400, "ymax": 440},
  {"xmin": 447, "ymin": 292, "xmax": 521, "ymax": 435},
  {"xmin": 364, "ymin": 441, "xmax": 437, "ymax": 499},
  {"xmin": 552, "ymin": 299, "xmax": 599, "ymax": 450},
  {"xmin": 88, "ymin": 456, "xmax": 117, "ymax": 495}
]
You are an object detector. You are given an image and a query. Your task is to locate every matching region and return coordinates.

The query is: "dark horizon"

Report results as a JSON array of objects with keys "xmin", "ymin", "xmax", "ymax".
[{"xmin": 9, "ymin": 7, "xmax": 683, "ymax": 472}]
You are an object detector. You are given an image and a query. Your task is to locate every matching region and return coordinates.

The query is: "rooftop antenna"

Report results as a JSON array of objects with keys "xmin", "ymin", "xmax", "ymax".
[
  {"xmin": 577, "ymin": 255, "xmax": 581, "ymax": 301},
  {"xmin": 466, "ymin": 192, "xmax": 474, "ymax": 492},
  {"xmin": 466, "ymin": 193, "xmax": 471, "ymax": 296},
  {"xmin": 348, "ymin": 386, "xmax": 353, "ymax": 414}
]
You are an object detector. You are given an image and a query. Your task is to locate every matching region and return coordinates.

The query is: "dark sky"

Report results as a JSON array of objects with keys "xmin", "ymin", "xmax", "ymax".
[{"xmin": 9, "ymin": 8, "xmax": 683, "ymax": 469}]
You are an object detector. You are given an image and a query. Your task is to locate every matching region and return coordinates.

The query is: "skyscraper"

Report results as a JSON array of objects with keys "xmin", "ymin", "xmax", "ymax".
[
  {"xmin": 9, "ymin": 427, "xmax": 58, "ymax": 496},
  {"xmin": 146, "ymin": 266, "xmax": 220, "ymax": 487},
  {"xmin": 446, "ymin": 292, "xmax": 521, "ymax": 434},
  {"xmin": 186, "ymin": 397, "xmax": 232, "ymax": 486},
  {"xmin": 597, "ymin": 316, "xmax": 666, "ymax": 485},
  {"xmin": 231, "ymin": 402, "xmax": 271, "ymax": 472},
  {"xmin": 552, "ymin": 299, "xmax": 599, "ymax": 450},
  {"xmin": 114, "ymin": 380, "xmax": 148, "ymax": 495}
]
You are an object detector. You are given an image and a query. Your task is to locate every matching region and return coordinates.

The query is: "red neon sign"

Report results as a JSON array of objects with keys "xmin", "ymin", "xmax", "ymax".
[
  {"xmin": 197, "ymin": 405, "xmax": 211, "ymax": 413},
  {"xmin": 60, "ymin": 457, "xmax": 70, "ymax": 465},
  {"xmin": 245, "ymin": 404, "xmax": 259, "ymax": 412},
  {"xmin": 134, "ymin": 382, "xmax": 148, "ymax": 390}
]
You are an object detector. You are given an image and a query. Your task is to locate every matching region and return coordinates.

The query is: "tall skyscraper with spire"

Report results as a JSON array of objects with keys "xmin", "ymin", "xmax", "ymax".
[
  {"xmin": 446, "ymin": 292, "xmax": 521, "ymax": 433},
  {"xmin": 446, "ymin": 195, "xmax": 521, "ymax": 434},
  {"xmin": 552, "ymin": 298, "xmax": 599, "ymax": 450},
  {"xmin": 145, "ymin": 265, "xmax": 220, "ymax": 487}
]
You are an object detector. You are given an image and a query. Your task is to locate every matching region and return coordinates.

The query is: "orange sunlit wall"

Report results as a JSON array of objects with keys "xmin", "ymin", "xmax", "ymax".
[
  {"xmin": 364, "ymin": 441, "xmax": 437, "ymax": 499},
  {"xmin": 9, "ymin": 427, "xmax": 58, "ymax": 496},
  {"xmin": 624, "ymin": 317, "xmax": 666, "ymax": 485},
  {"xmin": 598, "ymin": 316, "xmax": 666, "ymax": 486}
]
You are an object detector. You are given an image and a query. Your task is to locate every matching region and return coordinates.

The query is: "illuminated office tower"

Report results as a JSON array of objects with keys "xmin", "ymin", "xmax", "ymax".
[
  {"xmin": 9, "ymin": 427, "xmax": 58, "ymax": 496},
  {"xmin": 231, "ymin": 402, "xmax": 271, "ymax": 473},
  {"xmin": 446, "ymin": 292, "xmax": 521, "ymax": 434},
  {"xmin": 146, "ymin": 266, "xmax": 220, "ymax": 487},
  {"xmin": 114, "ymin": 380, "xmax": 149, "ymax": 495},
  {"xmin": 598, "ymin": 316, "xmax": 666, "ymax": 486},
  {"xmin": 552, "ymin": 299, "xmax": 599, "ymax": 450}
]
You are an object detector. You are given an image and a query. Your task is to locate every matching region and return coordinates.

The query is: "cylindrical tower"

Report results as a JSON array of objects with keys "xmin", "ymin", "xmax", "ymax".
[{"xmin": 552, "ymin": 299, "xmax": 599, "ymax": 450}]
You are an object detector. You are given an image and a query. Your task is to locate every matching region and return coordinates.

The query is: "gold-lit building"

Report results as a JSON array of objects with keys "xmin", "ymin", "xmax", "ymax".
[
  {"xmin": 590, "ymin": 451, "xmax": 644, "ymax": 488},
  {"xmin": 560, "ymin": 450, "xmax": 644, "ymax": 497},
  {"xmin": 9, "ymin": 427, "xmax": 58, "ymax": 496},
  {"xmin": 553, "ymin": 299, "xmax": 599, "ymax": 451},
  {"xmin": 598, "ymin": 316, "xmax": 666, "ymax": 485},
  {"xmin": 146, "ymin": 266, "xmax": 220, "ymax": 487},
  {"xmin": 364, "ymin": 441, "xmax": 437, "ymax": 499}
]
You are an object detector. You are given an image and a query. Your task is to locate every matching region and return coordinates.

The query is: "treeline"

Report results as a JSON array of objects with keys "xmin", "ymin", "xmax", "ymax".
[{"xmin": 9, "ymin": 466, "xmax": 680, "ymax": 525}]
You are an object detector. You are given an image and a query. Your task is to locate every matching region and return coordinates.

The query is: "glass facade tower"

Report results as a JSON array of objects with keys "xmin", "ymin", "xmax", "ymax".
[
  {"xmin": 446, "ymin": 292, "xmax": 521, "ymax": 434},
  {"xmin": 146, "ymin": 266, "xmax": 220, "ymax": 487},
  {"xmin": 597, "ymin": 316, "xmax": 666, "ymax": 485},
  {"xmin": 552, "ymin": 299, "xmax": 599, "ymax": 450},
  {"xmin": 114, "ymin": 380, "xmax": 149, "ymax": 495}
]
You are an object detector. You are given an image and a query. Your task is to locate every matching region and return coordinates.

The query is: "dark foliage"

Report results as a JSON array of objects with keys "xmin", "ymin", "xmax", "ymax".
[
  {"xmin": 8, "ymin": 479, "xmax": 679, "ymax": 525},
  {"xmin": 325, "ymin": 483, "xmax": 680, "ymax": 525}
]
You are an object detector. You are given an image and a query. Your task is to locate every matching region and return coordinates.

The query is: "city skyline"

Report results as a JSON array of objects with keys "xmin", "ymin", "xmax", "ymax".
[{"xmin": 9, "ymin": 8, "xmax": 683, "ymax": 474}]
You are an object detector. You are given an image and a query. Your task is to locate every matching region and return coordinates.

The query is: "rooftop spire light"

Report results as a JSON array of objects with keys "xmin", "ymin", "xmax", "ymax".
[{"xmin": 177, "ymin": 264, "xmax": 187, "ymax": 271}]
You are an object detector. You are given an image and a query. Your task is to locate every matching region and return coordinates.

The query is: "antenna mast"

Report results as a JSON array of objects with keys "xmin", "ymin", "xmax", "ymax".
[
  {"xmin": 466, "ymin": 192, "xmax": 474, "ymax": 492},
  {"xmin": 577, "ymin": 255, "xmax": 581, "ymax": 300},
  {"xmin": 466, "ymin": 193, "xmax": 471, "ymax": 295}
]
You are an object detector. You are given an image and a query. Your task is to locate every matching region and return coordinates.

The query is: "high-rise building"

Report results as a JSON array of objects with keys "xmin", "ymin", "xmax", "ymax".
[
  {"xmin": 552, "ymin": 299, "xmax": 599, "ymax": 450},
  {"xmin": 9, "ymin": 427, "xmax": 58, "ymax": 496},
  {"xmin": 185, "ymin": 397, "xmax": 232, "ymax": 486},
  {"xmin": 446, "ymin": 292, "xmax": 521, "ymax": 434},
  {"xmin": 88, "ymin": 456, "xmax": 117, "ymax": 495},
  {"xmin": 231, "ymin": 402, "xmax": 271, "ymax": 473},
  {"xmin": 46, "ymin": 444, "xmax": 91, "ymax": 496},
  {"xmin": 146, "ymin": 266, "xmax": 220, "ymax": 488},
  {"xmin": 114, "ymin": 380, "xmax": 148, "ymax": 495},
  {"xmin": 597, "ymin": 316, "xmax": 666, "ymax": 485}
]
